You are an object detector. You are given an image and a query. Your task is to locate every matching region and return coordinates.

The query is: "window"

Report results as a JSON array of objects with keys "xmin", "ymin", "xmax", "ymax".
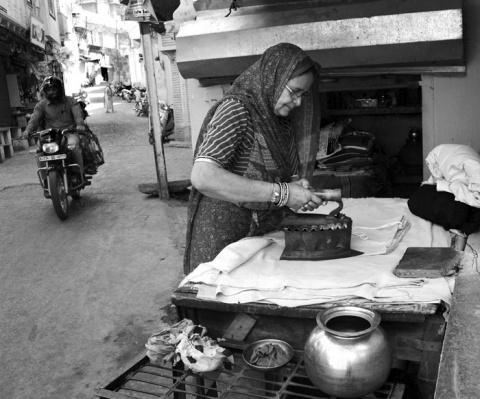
[{"xmin": 48, "ymin": 0, "xmax": 56, "ymax": 20}]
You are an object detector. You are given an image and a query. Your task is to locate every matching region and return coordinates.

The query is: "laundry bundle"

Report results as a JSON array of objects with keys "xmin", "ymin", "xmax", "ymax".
[{"xmin": 408, "ymin": 144, "xmax": 480, "ymax": 235}]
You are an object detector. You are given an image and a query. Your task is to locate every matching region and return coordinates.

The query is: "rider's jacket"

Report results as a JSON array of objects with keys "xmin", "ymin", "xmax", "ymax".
[{"xmin": 25, "ymin": 96, "xmax": 85, "ymax": 135}]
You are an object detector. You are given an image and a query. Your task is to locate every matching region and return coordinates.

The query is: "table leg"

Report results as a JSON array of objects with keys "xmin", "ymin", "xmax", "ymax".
[{"xmin": 417, "ymin": 315, "xmax": 445, "ymax": 399}]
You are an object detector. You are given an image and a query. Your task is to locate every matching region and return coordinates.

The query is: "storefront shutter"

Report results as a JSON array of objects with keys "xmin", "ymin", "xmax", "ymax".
[
  {"xmin": 0, "ymin": 59, "xmax": 13, "ymax": 127},
  {"xmin": 171, "ymin": 58, "xmax": 191, "ymax": 144}
]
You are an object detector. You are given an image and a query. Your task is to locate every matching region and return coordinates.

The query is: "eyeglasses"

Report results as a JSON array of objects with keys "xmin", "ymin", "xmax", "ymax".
[{"xmin": 285, "ymin": 85, "xmax": 309, "ymax": 101}]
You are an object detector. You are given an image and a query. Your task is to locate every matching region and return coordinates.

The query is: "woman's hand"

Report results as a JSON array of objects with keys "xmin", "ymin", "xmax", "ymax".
[{"xmin": 286, "ymin": 178, "xmax": 326, "ymax": 211}]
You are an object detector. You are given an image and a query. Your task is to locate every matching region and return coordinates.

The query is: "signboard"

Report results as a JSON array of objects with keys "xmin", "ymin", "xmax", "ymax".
[
  {"xmin": 30, "ymin": 16, "xmax": 45, "ymax": 49},
  {"xmin": 124, "ymin": 0, "xmax": 157, "ymax": 22}
]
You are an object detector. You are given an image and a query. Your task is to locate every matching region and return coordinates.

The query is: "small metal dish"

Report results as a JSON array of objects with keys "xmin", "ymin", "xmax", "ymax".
[{"xmin": 242, "ymin": 339, "xmax": 294, "ymax": 372}]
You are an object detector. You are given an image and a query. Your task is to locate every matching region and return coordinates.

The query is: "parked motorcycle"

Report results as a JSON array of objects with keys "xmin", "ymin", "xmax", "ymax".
[
  {"xmin": 73, "ymin": 89, "xmax": 90, "ymax": 106},
  {"xmin": 134, "ymin": 95, "xmax": 149, "ymax": 117},
  {"xmin": 148, "ymin": 103, "xmax": 175, "ymax": 145},
  {"xmin": 121, "ymin": 88, "xmax": 136, "ymax": 103},
  {"xmin": 32, "ymin": 127, "xmax": 104, "ymax": 220},
  {"xmin": 113, "ymin": 82, "xmax": 130, "ymax": 97}
]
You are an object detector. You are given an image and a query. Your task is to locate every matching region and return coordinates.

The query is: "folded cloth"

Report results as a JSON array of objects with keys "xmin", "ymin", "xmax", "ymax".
[
  {"xmin": 180, "ymin": 199, "xmax": 452, "ymax": 309},
  {"xmin": 352, "ymin": 215, "xmax": 410, "ymax": 255},
  {"xmin": 425, "ymin": 144, "xmax": 480, "ymax": 207}
]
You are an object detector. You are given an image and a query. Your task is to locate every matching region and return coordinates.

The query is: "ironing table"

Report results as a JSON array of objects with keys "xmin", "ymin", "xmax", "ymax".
[{"xmin": 170, "ymin": 201, "xmax": 480, "ymax": 399}]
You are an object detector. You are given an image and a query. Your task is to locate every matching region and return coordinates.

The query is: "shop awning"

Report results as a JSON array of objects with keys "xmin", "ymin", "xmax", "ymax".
[
  {"xmin": 79, "ymin": 55, "xmax": 100, "ymax": 62},
  {"xmin": 175, "ymin": 0, "xmax": 464, "ymax": 82}
]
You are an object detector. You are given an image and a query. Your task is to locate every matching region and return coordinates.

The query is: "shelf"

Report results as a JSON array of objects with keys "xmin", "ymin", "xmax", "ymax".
[{"xmin": 323, "ymin": 106, "xmax": 421, "ymax": 116}]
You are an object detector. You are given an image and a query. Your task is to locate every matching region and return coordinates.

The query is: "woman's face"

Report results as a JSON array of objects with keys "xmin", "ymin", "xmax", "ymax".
[{"xmin": 274, "ymin": 71, "xmax": 315, "ymax": 117}]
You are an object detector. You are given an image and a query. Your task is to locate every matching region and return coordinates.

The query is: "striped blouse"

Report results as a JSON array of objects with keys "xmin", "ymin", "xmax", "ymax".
[
  {"xmin": 195, "ymin": 99, "xmax": 299, "ymax": 176},
  {"xmin": 195, "ymin": 99, "xmax": 254, "ymax": 175}
]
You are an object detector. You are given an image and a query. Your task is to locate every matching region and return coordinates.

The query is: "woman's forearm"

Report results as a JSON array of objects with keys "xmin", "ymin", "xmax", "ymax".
[
  {"xmin": 191, "ymin": 161, "xmax": 325, "ymax": 211},
  {"xmin": 191, "ymin": 162, "xmax": 275, "ymax": 203}
]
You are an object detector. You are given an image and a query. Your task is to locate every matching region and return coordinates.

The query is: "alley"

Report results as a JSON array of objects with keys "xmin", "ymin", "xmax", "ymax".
[{"xmin": 0, "ymin": 85, "xmax": 193, "ymax": 399}]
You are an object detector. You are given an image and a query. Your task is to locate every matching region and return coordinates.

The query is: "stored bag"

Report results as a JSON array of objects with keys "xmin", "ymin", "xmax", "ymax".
[{"xmin": 80, "ymin": 130, "xmax": 105, "ymax": 169}]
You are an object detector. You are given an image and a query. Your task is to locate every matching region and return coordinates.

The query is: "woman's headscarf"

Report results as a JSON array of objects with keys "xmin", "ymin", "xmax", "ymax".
[{"xmin": 195, "ymin": 42, "xmax": 320, "ymax": 181}]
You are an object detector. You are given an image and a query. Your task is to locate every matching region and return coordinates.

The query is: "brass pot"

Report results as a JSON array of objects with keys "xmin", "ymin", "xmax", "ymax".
[{"xmin": 304, "ymin": 306, "xmax": 392, "ymax": 398}]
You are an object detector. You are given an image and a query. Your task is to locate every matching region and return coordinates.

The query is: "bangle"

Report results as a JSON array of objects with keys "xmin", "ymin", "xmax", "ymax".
[
  {"xmin": 277, "ymin": 182, "xmax": 289, "ymax": 207},
  {"xmin": 270, "ymin": 183, "xmax": 280, "ymax": 204}
]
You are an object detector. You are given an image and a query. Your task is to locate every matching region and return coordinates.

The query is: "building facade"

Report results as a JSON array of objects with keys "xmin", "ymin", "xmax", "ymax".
[
  {"xmin": 0, "ymin": 0, "xmax": 63, "ymax": 128},
  {"xmin": 72, "ymin": 0, "xmax": 145, "ymax": 89}
]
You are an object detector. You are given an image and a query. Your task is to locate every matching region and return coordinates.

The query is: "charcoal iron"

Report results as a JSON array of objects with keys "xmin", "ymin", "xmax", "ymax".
[{"xmin": 280, "ymin": 189, "xmax": 363, "ymax": 261}]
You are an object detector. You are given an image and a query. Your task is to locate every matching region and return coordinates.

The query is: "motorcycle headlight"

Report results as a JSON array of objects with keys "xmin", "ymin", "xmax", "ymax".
[{"xmin": 42, "ymin": 142, "xmax": 59, "ymax": 154}]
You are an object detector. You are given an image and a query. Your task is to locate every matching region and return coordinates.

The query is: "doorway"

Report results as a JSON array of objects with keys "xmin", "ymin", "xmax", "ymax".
[{"xmin": 101, "ymin": 67, "xmax": 109, "ymax": 82}]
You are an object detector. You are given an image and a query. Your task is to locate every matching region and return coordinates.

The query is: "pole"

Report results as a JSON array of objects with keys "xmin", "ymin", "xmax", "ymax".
[{"xmin": 139, "ymin": 22, "xmax": 169, "ymax": 199}]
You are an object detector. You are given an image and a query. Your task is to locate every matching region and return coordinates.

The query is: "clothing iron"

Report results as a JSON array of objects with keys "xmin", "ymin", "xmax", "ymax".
[{"xmin": 280, "ymin": 189, "xmax": 363, "ymax": 261}]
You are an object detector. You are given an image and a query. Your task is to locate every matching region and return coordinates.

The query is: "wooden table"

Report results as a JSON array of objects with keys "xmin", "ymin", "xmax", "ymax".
[
  {"xmin": 172, "ymin": 286, "xmax": 445, "ymax": 399},
  {"xmin": 172, "ymin": 232, "xmax": 480, "ymax": 399}
]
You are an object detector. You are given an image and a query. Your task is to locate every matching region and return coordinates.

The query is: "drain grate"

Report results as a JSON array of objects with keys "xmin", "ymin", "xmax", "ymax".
[{"xmin": 95, "ymin": 347, "xmax": 404, "ymax": 399}]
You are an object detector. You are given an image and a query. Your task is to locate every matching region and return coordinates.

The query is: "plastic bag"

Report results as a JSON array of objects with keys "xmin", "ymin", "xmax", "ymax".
[{"xmin": 145, "ymin": 319, "xmax": 234, "ymax": 374}]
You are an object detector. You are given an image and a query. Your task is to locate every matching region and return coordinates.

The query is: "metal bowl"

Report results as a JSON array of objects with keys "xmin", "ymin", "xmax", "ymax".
[{"xmin": 243, "ymin": 339, "xmax": 294, "ymax": 372}]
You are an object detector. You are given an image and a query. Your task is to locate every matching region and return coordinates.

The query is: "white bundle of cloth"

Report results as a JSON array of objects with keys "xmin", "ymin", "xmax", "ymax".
[
  {"xmin": 425, "ymin": 144, "xmax": 480, "ymax": 207},
  {"xmin": 180, "ymin": 198, "xmax": 454, "ymax": 309}
]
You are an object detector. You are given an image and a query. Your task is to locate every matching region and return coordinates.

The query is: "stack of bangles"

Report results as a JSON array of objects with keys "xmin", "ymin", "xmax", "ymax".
[{"xmin": 273, "ymin": 182, "xmax": 289, "ymax": 207}]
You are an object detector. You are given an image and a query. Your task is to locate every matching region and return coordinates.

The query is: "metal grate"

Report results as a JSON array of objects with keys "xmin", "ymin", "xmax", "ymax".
[{"xmin": 95, "ymin": 348, "xmax": 404, "ymax": 399}]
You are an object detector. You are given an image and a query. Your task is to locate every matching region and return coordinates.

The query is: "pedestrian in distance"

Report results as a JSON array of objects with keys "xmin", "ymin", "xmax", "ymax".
[
  {"xmin": 104, "ymin": 83, "xmax": 114, "ymax": 113},
  {"xmin": 184, "ymin": 42, "xmax": 327, "ymax": 273}
]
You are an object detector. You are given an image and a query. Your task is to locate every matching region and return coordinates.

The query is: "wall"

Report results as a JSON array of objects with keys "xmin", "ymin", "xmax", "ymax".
[
  {"xmin": 44, "ymin": 0, "xmax": 61, "ymax": 44},
  {"xmin": 0, "ymin": 0, "xmax": 29, "ymax": 27},
  {"xmin": 127, "ymin": 43, "xmax": 146, "ymax": 86},
  {"xmin": 422, "ymin": 0, "xmax": 480, "ymax": 176},
  {"xmin": 188, "ymin": 81, "xmax": 229, "ymax": 147}
]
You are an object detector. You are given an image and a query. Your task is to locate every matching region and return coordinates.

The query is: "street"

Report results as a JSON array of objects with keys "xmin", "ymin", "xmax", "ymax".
[{"xmin": 0, "ymin": 84, "xmax": 193, "ymax": 399}]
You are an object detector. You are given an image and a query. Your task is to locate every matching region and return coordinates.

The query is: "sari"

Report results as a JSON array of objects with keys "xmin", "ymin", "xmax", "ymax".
[{"xmin": 184, "ymin": 43, "xmax": 321, "ymax": 274}]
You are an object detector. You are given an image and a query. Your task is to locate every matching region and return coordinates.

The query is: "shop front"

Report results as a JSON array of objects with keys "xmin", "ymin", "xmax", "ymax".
[{"xmin": 0, "ymin": 16, "xmax": 47, "ymax": 160}]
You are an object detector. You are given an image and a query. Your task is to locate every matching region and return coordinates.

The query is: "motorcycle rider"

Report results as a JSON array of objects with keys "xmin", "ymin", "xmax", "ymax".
[{"xmin": 24, "ymin": 76, "xmax": 86, "ymax": 197}]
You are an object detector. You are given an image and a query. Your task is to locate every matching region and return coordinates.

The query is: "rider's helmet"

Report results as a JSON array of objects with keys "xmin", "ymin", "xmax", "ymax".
[{"xmin": 41, "ymin": 76, "xmax": 64, "ymax": 103}]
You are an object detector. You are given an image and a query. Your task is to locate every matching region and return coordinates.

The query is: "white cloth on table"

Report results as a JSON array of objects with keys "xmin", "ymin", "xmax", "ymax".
[
  {"xmin": 180, "ymin": 198, "xmax": 453, "ymax": 308},
  {"xmin": 425, "ymin": 144, "xmax": 480, "ymax": 207}
]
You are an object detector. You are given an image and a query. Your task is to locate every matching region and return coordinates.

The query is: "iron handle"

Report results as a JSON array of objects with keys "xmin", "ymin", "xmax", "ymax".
[
  {"xmin": 314, "ymin": 188, "xmax": 342, "ymax": 202},
  {"xmin": 314, "ymin": 189, "xmax": 343, "ymax": 216}
]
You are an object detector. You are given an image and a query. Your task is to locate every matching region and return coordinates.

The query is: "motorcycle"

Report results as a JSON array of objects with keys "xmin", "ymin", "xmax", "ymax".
[
  {"xmin": 114, "ymin": 82, "xmax": 130, "ymax": 97},
  {"xmin": 73, "ymin": 89, "xmax": 90, "ymax": 106},
  {"xmin": 32, "ymin": 127, "xmax": 104, "ymax": 220},
  {"xmin": 148, "ymin": 103, "xmax": 175, "ymax": 145},
  {"xmin": 134, "ymin": 95, "xmax": 149, "ymax": 117},
  {"xmin": 121, "ymin": 88, "xmax": 136, "ymax": 103}
]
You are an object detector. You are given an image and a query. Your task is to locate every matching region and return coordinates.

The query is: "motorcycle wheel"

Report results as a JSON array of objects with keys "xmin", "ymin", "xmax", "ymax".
[
  {"xmin": 48, "ymin": 170, "xmax": 69, "ymax": 220},
  {"xmin": 127, "ymin": 97, "xmax": 132, "ymax": 103},
  {"xmin": 135, "ymin": 109, "xmax": 141, "ymax": 116}
]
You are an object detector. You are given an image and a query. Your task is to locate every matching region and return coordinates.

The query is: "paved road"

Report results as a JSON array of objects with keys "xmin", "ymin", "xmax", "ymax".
[{"xmin": 0, "ymin": 85, "xmax": 193, "ymax": 399}]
